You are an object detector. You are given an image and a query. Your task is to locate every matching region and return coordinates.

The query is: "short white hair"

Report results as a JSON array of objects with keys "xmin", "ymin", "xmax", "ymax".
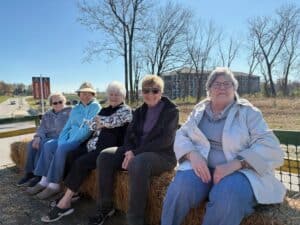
[
  {"xmin": 48, "ymin": 92, "xmax": 66, "ymax": 105},
  {"xmin": 106, "ymin": 81, "xmax": 126, "ymax": 98}
]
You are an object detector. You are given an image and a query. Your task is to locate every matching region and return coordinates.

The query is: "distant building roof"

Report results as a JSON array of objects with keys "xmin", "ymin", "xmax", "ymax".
[{"xmin": 162, "ymin": 67, "xmax": 259, "ymax": 78}]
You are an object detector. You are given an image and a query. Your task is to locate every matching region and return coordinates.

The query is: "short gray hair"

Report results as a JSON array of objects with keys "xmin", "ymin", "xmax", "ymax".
[
  {"xmin": 48, "ymin": 92, "xmax": 66, "ymax": 105},
  {"xmin": 106, "ymin": 81, "xmax": 126, "ymax": 98},
  {"xmin": 206, "ymin": 67, "xmax": 239, "ymax": 91}
]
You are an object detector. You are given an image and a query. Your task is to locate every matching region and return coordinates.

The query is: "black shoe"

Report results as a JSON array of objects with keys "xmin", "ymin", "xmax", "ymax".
[
  {"xmin": 49, "ymin": 193, "xmax": 81, "ymax": 208},
  {"xmin": 41, "ymin": 206, "xmax": 74, "ymax": 223},
  {"xmin": 28, "ymin": 176, "xmax": 41, "ymax": 187},
  {"xmin": 17, "ymin": 173, "xmax": 35, "ymax": 187},
  {"xmin": 88, "ymin": 208, "xmax": 115, "ymax": 225}
]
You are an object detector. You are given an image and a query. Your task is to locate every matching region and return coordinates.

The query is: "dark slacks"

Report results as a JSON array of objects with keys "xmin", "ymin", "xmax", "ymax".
[
  {"xmin": 97, "ymin": 147, "xmax": 175, "ymax": 225},
  {"xmin": 64, "ymin": 132, "xmax": 118, "ymax": 192}
]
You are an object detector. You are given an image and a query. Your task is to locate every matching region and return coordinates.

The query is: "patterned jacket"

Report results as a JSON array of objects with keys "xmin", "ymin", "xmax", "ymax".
[{"xmin": 86, "ymin": 103, "xmax": 132, "ymax": 151}]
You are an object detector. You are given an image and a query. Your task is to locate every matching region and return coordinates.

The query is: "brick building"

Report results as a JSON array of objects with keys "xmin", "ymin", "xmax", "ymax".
[{"xmin": 162, "ymin": 68, "xmax": 260, "ymax": 99}]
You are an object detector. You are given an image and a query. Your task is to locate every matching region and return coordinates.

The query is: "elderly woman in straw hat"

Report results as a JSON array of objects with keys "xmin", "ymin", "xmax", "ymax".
[
  {"xmin": 27, "ymin": 82, "xmax": 101, "ymax": 199},
  {"xmin": 161, "ymin": 67, "xmax": 286, "ymax": 225},
  {"xmin": 41, "ymin": 81, "xmax": 133, "ymax": 223},
  {"xmin": 17, "ymin": 93, "xmax": 71, "ymax": 188}
]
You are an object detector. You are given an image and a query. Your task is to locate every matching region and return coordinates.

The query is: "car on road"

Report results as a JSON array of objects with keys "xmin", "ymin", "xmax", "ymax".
[{"xmin": 10, "ymin": 100, "xmax": 16, "ymax": 105}]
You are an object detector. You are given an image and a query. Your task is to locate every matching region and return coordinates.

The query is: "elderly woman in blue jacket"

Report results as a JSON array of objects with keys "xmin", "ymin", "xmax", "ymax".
[
  {"xmin": 17, "ymin": 93, "xmax": 71, "ymax": 187},
  {"xmin": 161, "ymin": 67, "xmax": 286, "ymax": 225},
  {"xmin": 27, "ymin": 82, "xmax": 101, "ymax": 199}
]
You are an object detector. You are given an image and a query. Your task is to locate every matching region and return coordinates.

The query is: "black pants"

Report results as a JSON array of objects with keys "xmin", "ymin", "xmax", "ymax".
[
  {"xmin": 97, "ymin": 147, "xmax": 176, "ymax": 225},
  {"xmin": 64, "ymin": 132, "xmax": 118, "ymax": 192}
]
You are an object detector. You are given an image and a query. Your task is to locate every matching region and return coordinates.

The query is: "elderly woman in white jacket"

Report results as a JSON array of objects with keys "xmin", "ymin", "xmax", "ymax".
[{"xmin": 161, "ymin": 67, "xmax": 286, "ymax": 225}]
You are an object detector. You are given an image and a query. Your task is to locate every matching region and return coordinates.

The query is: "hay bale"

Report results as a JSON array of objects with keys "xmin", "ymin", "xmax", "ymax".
[
  {"xmin": 10, "ymin": 141, "xmax": 29, "ymax": 170},
  {"xmin": 10, "ymin": 141, "xmax": 287, "ymax": 225},
  {"xmin": 80, "ymin": 170, "xmax": 98, "ymax": 200}
]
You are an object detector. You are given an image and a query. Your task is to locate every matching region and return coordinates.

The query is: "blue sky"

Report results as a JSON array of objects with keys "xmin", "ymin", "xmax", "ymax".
[{"xmin": 0, "ymin": 0, "xmax": 297, "ymax": 93}]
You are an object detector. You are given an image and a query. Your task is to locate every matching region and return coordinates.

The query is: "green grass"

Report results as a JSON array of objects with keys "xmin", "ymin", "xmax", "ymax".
[{"xmin": 0, "ymin": 96, "xmax": 10, "ymax": 104}]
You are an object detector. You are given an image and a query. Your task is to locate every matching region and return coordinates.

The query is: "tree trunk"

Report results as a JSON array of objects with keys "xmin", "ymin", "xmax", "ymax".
[
  {"xmin": 123, "ymin": 28, "xmax": 129, "ymax": 102},
  {"xmin": 266, "ymin": 64, "xmax": 277, "ymax": 97}
]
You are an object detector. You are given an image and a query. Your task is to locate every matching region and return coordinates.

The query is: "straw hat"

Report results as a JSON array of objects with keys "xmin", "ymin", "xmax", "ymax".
[{"xmin": 76, "ymin": 82, "xmax": 96, "ymax": 94}]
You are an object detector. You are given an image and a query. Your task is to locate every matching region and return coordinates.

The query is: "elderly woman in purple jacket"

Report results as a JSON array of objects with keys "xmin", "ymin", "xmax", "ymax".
[
  {"xmin": 17, "ymin": 93, "xmax": 71, "ymax": 187},
  {"xmin": 88, "ymin": 75, "xmax": 179, "ymax": 225}
]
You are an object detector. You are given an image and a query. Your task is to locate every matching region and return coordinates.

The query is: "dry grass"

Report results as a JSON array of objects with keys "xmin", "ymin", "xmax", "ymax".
[{"xmin": 178, "ymin": 97, "xmax": 300, "ymax": 130}]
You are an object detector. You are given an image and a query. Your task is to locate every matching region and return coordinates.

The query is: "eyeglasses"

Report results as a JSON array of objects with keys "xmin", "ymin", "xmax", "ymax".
[
  {"xmin": 211, "ymin": 82, "xmax": 233, "ymax": 89},
  {"xmin": 142, "ymin": 87, "xmax": 161, "ymax": 94},
  {"xmin": 52, "ymin": 101, "xmax": 63, "ymax": 105}
]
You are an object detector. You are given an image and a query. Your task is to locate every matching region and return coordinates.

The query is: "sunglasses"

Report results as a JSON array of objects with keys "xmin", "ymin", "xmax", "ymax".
[
  {"xmin": 142, "ymin": 88, "xmax": 161, "ymax": 94},
  {"xmin": 52, "ymin": 101, "xmax": 63, "ymax": 105}
]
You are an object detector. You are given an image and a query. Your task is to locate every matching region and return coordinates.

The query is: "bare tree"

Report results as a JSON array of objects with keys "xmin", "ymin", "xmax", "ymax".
[
  {"xmin": 280, "ymin": 12, "xmax": 300, "ymax": 96},
  {"xmin": 246, "ymin": 38, "xmax": 261, "ymax": 93},
  {"xmin": 143, "ymin": 2, "xmax": 191, "ymax": 76},
  {"xmin": 133, "ymin": 58, "xmax": 142, "ymax": 102},
  {"xmin": 248, "ymin": 4, "xmax": 300, "ymax": 97},
  {"xmin": 218, "ymin": 36, "xmax": 240, "ymax": 68},
  {"xmin": 186, "ymin": 20, "xmax": 219, "ymax": 101},
  {"xmin": 78, "ymin": 0, "xmax": 149, "ymax": 102}
]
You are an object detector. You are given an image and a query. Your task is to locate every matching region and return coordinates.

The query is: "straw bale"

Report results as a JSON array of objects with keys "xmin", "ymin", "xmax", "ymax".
[
  {"xmin": 10, "ymin": 141, "xmax": 29, "ymax": 170},
  {"xmin": 80, "ymin": 170, "xmax": 98, "ymax": 199},
  {"xmin": 10, "ymin": 141, "xmax": 287, "ymax": 225}
]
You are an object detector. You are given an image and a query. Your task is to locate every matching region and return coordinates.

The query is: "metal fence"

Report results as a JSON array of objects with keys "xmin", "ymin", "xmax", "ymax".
[{"xmin": 274, "ymin": 130, "xmax": 300, "ymax": 192}]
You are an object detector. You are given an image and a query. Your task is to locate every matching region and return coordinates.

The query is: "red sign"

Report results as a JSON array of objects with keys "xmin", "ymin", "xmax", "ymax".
[{"xmin": 32, "ymin": 77, "xmax": 51, "ymax": 99}]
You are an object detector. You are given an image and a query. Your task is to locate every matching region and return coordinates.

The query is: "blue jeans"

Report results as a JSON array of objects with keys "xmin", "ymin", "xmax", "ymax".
[
  {"xmin": 24, "ymin": 138, "xmax": 52, "ymax": 174},
  {"xmin": 34, "ymin": 141, "xmax": 80, "ymax": 183},
  {"xmin": 34, "ymin": 139, "xmax": 58, "ymax": 177},
  {"xmin": 161, "ymin": 170, "xmax": 256, "ymax": 225}
]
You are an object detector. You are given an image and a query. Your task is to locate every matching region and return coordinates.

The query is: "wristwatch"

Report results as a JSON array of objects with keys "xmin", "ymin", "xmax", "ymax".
[{"xmin": 236, "ymin": 155, "xmax": 248, "ymax": 169}]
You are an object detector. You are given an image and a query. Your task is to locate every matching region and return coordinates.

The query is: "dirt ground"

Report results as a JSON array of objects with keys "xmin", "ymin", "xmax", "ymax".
[
  {"xmin": 1, "ymin": 164, "xmax": 300, "ymax": 225},
  {"xmin": 0, "ymin": 165, "xmax": 126, "ymax": 225}
]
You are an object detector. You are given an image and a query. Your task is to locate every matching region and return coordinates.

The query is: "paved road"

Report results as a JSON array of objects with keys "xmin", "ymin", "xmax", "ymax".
[
  {"xmin": 0, "ymin": 121, "xmax": 35, "ymax": 131},
  {"xmin": 0, "ymin": 134, "xmax": 34, "ymax": 166},
  {"xmin": 0, "ymin": 97, "xmax": 35, "ymax": 166},
  {"xmin": 0, "ymin": 97, "xmax": 30, "ymax": 119}
]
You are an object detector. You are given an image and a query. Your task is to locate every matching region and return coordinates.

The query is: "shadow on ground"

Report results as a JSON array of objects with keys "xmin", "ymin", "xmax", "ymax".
[
  {"xmin": 0, "ymin": 165, "xmax": 126, "ymax": 225},
  {"xmin": 2, "ymin": 165, "xmax": 300, "ymax": 225}
]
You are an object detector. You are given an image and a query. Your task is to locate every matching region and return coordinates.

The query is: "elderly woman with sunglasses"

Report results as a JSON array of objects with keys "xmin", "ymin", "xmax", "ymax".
[
  {"xmin": 88, "ymin": 75, "xmax": 179, "ymax": 225},
  {"xmin": 17, "ymin": 93, "xmax": 71, "ymax": 187},
  {"xmin": 41, "ymin": 81, "xmax": 133, "ymax": 223},
  {"xmin": 161, "ymin": 67, "xmax": 286, "ymax": 225},
  {"xmin": 27, "ymin": 82, "xmax": 101, "ymax": 199}
]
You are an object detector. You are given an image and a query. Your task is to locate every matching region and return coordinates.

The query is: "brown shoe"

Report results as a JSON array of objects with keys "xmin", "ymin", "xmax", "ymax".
[
  {"xmin": 26, "ymin": 183, "xmax": 46, "ymax": 195},
  {"xmin": 36, "ymin": 187, "xmax": 61, "ymax": 200}
]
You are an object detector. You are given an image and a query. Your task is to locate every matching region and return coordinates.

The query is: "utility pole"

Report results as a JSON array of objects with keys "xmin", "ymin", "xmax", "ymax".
[{"xmin": 39, "ymin": 74, "xmax": 45, "ymax": 114}]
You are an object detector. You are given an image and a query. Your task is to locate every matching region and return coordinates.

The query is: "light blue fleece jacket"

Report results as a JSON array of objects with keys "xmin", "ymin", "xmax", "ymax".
[{"xmin": 58, "ymin": 99, "xmax": 101, "ymax": 145}]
